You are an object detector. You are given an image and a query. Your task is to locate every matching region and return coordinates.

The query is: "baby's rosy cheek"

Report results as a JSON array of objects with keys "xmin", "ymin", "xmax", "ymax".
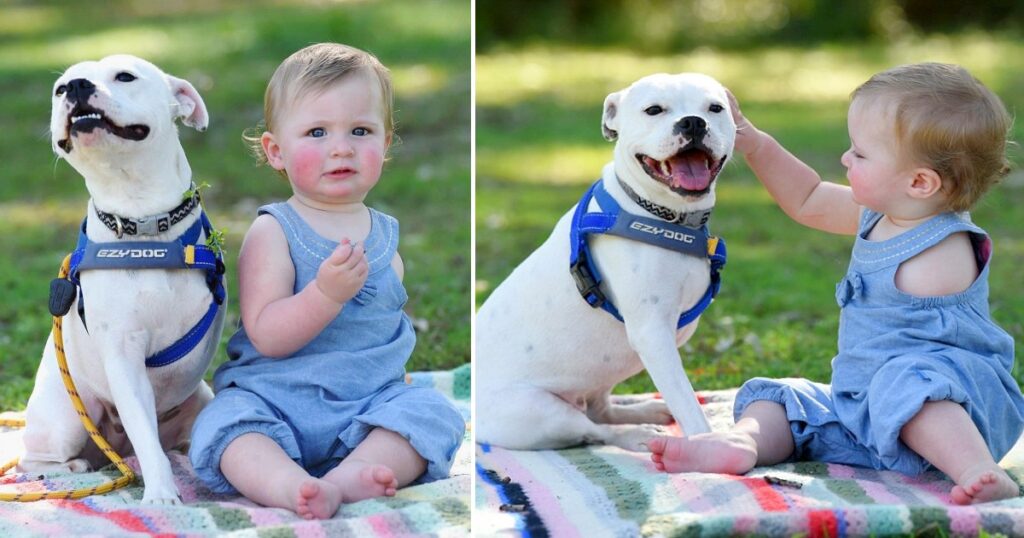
[
  {"xmin": 364, "ymin": 149, "xmax": 385, "ymax": 171},
  {"xmin": 290, "ymin": 146, "xmax": 323, "ymax": 177}
]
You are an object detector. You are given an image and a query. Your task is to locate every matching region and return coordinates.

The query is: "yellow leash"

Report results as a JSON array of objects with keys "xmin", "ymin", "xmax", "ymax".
[{"xmin": 0, "ymin": 255, "xmax": 135, "ymax": 501}]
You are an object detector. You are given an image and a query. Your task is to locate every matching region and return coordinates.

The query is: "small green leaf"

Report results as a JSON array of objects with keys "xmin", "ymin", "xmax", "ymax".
[
  {"xmin": 206, "ymin": 227, "xmax": 227, "ymax": 257},
  {"xmin": 184, "ymin": 181, "xmax": 212, "ymax": 201}
]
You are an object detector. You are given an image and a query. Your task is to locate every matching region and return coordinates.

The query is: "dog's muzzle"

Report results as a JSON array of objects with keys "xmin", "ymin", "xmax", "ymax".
[
  {"xmin": 635, "ymin": 144, "xmax": 726, "ymax": 197},
  {"xmin": 55, "ymin": 79, "xmax": 151, "ymax": 153}
]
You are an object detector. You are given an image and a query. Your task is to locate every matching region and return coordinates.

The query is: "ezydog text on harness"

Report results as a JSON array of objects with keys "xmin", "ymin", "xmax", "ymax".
[
  {"xmin": 49, "ymin": 195, "xmax": 225, "ymax": 368},
  {"xmin": 569, "ymin": 179, "xmax": 726, "ymax": 328}
]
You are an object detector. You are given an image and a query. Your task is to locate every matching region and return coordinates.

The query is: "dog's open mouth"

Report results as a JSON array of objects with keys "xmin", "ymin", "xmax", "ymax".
[
  {"xmin": 636, "ymin": 145, "xmax": 726, "ymax": 196},
  {"xmin": 57, "ymin": 103, "xmax": 150, "ymax": 152}
]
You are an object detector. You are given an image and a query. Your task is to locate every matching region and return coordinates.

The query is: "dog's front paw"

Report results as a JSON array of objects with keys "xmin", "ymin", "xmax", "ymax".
[
  {"xmin": 606, "ymin": 424, "xmax": 669, "ymax": 452},
  {"xmin": 17, "ymin": 457, "xmax": 91, "ymax": 474},
  {"xmin": 142, "ymin": 483, "xmax": 182, "ymax": 505},
  {"xmin": 142, "ymin": 497, "xmax": 182, "ymax": 506}
]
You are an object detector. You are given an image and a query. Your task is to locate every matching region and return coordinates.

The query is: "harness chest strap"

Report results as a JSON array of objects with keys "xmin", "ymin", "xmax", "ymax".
[
  {"xmin": 568, "ymin": 180, "xmax": 727, "ymax": 329},
  {"xmin": 50, "ymin": 211, "xmax": 225, "ymax": 368}
]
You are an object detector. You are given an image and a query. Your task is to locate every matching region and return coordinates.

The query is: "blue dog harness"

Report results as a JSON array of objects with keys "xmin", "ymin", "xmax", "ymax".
[
  {"xmin": 569, "ymin": 179, "xmax": 726, "ymax": 328},
  {"xmin": 50, "ymin": 199, "xmax": 226, "ymax": 368}
]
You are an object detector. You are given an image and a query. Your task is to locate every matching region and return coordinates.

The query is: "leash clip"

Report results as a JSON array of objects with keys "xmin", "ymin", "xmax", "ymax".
[{"xmin": 112, "ymin": 215, "xmax": 124, "ymax": 238}]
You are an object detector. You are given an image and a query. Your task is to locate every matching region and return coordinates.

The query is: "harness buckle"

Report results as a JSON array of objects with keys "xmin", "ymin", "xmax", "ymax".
[{"xmin": 570, "ymin": 252, "xmax": 605, "ymax": 309}]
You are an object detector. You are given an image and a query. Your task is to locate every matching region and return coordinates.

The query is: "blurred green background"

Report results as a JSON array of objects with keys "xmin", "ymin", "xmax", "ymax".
[
  {"xmin": 0, "ymin": 0, "xmax": 470, "ymax": 410},
  {"xmin": 475, "ymin": 0, "xmax": 1024, "ymax": 393}
]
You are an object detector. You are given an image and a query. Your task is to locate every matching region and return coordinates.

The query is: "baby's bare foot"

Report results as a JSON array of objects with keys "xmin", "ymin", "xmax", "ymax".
[
  {"xmin": 647, "ymin": 432, "xmax": 757, "ymax": 474},
  {"xmin": 324, "ymin": 460, "xmax": 399, "ymax": 503},
  {"xmin": 295, "ymin": 478, "xmax": 342, "ymax": 520},
  {"xmin": 951, "ymin": 463, "xmax": 1018, "ymax": 505}
]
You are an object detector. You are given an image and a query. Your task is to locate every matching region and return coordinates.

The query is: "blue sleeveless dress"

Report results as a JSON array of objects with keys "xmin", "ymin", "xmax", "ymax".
[
  {"xmin": 734, "ymin": 210, "xmax": 1024, "ymax": 474},
  {"xmin": 190, "ymin": 203, "xmax": 464, "ymax": 493}
]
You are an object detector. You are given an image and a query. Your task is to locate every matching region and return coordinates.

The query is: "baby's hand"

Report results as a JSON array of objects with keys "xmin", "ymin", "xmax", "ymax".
[
  {"xmin": 726, "ymin": 89, "xmax": 763, "ymax": 156},
  {"xmin": 315, "ymin": 239, "xmax": 369, "ymax": 305}
]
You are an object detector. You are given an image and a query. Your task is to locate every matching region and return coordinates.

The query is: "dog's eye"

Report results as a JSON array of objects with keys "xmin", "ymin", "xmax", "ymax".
[
  {"xmin": 644, "ymin": 105, "xmax": 664, "ymax": 116},
  {"xmin": 115, "ymin": 72, "xmax": 137, "ymax": 83},
  {"xmin": 709, "ymin": 103, "xmax": 724, "ymax": 113},
  {"xmin": 55, "ymin": 85, "xmax": 67, "ymax": 97}
]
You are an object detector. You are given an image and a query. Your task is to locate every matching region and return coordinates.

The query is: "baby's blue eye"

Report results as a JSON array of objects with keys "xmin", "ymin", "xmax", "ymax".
[
  {"xmin": 352, "ymin": 127, "xmax": 369, "ymax": 136},
  {"xmin": 309, "ymin": 128, "xmax": 326, "ymax": 138}
]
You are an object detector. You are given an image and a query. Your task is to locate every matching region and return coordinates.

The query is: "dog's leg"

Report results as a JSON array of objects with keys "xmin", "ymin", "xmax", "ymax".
[
  {"xmin": 623, "ymin": 318, "xmax": 712, "ymax": 436},
  {"xmin": 477, "ymin": 388, "xmax": 667, "ymax": 451},
  {"xmin": 98, "ymin": 329, "xmax": 179, "ymax": 504},
  {"xmin": 587, "ymin": 392, "xmax": 673, "ymax": 425},
  {"xmin": 19, "ymin": 333, "xmax": 96, "ymax": 473},
  {"xmin": 159, "ymin": 381, "xmax": 214, "ymax": 453}
]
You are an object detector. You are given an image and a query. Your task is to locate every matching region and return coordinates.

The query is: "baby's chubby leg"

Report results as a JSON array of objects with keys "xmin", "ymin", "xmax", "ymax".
[
  {"xmin": 648, "ymin": 400, "xmax": 795, "ymax": 473},
  {"xmin": 901, "ymin": 400, "xmax": 1018, "ymax": 505},
  {"xmin": 321, "ymin": 427, "xmax": 426, "ymax": 503},
  {"xmin": 220, "ymin": 432, "xmax": 342, "ymax": 520}
]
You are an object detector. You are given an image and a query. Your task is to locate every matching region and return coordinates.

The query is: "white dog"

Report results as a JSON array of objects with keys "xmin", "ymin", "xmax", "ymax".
[
  {"xmin": 476, "ymin": 73, "xmax": 734, "ymax": 451},
  {"xmin": 17, "ymin": 55, "xmax": 226, "ymax": 504}
]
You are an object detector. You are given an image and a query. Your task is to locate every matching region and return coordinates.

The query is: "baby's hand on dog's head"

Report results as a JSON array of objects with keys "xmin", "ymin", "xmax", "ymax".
[
  {"xmin": 315, "ymin": 239, "xmax": 369, "ymax": 305},
  {"xmin": 725, "ymin": 89, "xmax": 763, "ymax": 156}
]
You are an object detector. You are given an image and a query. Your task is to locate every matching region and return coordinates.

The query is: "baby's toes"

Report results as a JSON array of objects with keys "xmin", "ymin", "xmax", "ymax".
[
  {"xmin": 950, "ymin": 485, "xmax": 972, "ymax": 505},
  {"xmin": 370, "ymin": 465, "xmax": 396, "ymax": 487}
]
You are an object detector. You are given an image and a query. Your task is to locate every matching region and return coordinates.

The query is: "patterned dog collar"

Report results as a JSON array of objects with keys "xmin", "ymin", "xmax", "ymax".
[
  {"xmin": 94, "ymin": 186, "xmax": 200, "ymax": 238},
  {"xmin": 616, "ymin": 176, "xmax": 712, "ymax": 228}
]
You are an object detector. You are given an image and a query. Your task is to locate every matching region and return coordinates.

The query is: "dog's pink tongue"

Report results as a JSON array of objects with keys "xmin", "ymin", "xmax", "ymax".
[{"xmin": 668, "ymin": 152, "xmax": 712, "ymax": 191}]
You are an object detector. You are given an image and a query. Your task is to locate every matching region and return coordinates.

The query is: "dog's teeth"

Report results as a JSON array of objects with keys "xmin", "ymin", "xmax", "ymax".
[
  {"xmin": 660, "ymin": 160, "xmax": 671, "ymax": 177},
  {"xmin": 71, "ymin": 113, "xmax": 102, "ymax": 123}
]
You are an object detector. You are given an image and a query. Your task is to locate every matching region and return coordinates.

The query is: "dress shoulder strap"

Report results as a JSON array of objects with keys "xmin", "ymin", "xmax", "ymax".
[
  {"xmin": 851, "ymin": 210, "xmax": 985, "ymax": 271},
  {"xmin": 365, "ymin": 208, "xmax": 400, "ymax": 275}
]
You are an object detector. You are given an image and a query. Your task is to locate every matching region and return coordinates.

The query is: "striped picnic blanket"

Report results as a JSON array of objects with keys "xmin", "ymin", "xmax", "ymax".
[
  {"xmin": 0, "ymin": 364, "xmax": 470, "ymax": 537},
  {"xmin": 475, "ymin": 390, "xmax": 1024, "ymax": 537}
]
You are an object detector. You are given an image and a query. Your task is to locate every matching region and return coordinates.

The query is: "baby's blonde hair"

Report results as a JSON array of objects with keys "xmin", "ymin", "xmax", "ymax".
[
  {"xmin": 851, "ymin": 63, "xmax": 1012, "ymax": 211},
  {"xmin": 247, "ymin": 42, "xmax": 394, "ymax": 170}
]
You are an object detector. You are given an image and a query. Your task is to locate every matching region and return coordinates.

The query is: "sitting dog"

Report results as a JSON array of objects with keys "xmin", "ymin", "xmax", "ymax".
[
  {"xmin": 17, "ymin": 55, "xmax": 226, "ymax": 504},
  {"xmin": 476, "ymin": 73, "xmax": 734, "ymax": 450}
]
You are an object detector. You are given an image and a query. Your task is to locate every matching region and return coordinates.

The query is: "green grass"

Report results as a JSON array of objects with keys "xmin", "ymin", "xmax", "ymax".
[
  {"xmin": 0, "ymin": 0, "xmax": 470, "ymax": 411},
  {"xmin": 476, "ymin": 34, "xmax": 1024, "ymax": 394}
]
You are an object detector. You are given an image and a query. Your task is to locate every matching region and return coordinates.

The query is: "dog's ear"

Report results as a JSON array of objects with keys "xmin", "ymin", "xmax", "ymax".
[
  {"xmin": 602, "ymin": 91, "xmax": 621, "ymax": 142},
  {"xmin": 167, "ymin": 75, "xmax": 209, "ymax": 132}
]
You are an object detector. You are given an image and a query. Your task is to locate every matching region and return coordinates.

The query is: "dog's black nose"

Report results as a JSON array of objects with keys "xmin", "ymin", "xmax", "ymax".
[
  {"xmin": 65, "ymin": 78, "xmax": 96, "ymax": 104},
  {"xmin": 674, "ymin": 115, "xmax": 707, "ymax": 140}
]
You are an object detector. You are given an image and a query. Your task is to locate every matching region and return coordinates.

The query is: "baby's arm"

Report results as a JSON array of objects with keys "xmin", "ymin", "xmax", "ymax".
[
  {"xmin": 728, "ymin": 91, "xmax": 860, "ymax": 236},
  {"xmin": 237, "ymin": 214, "xmax": 367, "ymax": 358}
]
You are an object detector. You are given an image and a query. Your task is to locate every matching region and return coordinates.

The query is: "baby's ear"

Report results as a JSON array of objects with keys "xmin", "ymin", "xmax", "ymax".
[
  {"xmin": 907, "ymin": 167, "xmax": 943, "ymax": 199},
  {"xmin": 261, "ymin": 132, "xmax": 285, "ymax": 170}
]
